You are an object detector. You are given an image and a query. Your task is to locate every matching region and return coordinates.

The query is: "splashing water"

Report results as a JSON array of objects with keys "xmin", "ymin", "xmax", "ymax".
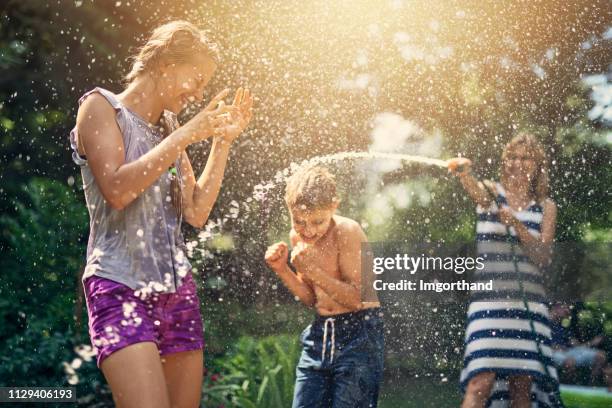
[
  {"xmin": 301, "ymin": 151, "xmax": 448, "ymax": 168},
  {"xmin": 65, "ymin": 151, "xmax": 448, "ymax": 384},
  {"xmin": 187, "ymin": 151, "xmax": 449, "ymax": 262}
]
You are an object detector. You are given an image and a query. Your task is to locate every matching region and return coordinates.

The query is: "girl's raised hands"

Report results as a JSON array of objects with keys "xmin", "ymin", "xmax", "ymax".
[
  {"xmin": 215, "ymin": 87, "xmax": 254, "ymax": 143},
  {"xmin": 232, "ymin": 87, "xmax": 254, "ymax": 131},
  {"xmin": 180, "ymin": 88, "xmax": 232, "ymax": 144}
]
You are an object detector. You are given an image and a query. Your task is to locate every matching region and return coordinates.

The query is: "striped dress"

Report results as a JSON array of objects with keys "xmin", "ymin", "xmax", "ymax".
[{"xmin": 460, "ymin": 182, "xmax": 563, "ymax": 407}]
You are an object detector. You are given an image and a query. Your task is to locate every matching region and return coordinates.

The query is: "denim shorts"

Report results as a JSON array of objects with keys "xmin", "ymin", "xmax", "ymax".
[
  {"xmin": 292, "ymin": 308, "xmax": 385, "ymax": 408},
  {"xmin": 84, "ymin": 273, "xmax": 204, "ymax": 368}
]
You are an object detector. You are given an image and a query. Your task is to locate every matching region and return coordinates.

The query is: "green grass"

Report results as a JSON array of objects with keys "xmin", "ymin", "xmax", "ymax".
[{"xmin": 379, "ymin": 376, "xmax": 462, "ymax": 408}]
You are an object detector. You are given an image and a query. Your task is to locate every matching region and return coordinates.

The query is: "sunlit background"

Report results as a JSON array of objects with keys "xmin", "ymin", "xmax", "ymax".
[{"xmin": 1, "ymin": 1, "xmax": 610, "ymax": 406}]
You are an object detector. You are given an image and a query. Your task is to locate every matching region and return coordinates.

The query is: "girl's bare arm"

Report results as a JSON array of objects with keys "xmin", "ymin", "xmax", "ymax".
[
  {"xmin": 178, "ymin": 89, "xmax": 253, "ymax": 228},
  {"xmin": 77, "ymin": 91, "xmax": 229, "ymax": 211},
  {"xmin": 178, "ymin": 141, "xmax": 231, "ymax": 228}
]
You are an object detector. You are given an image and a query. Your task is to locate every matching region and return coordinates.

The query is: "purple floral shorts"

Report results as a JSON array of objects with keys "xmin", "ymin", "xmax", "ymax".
[{"xmin": 84, "ymin": 273, "xmax": 204, "ymax": 368}]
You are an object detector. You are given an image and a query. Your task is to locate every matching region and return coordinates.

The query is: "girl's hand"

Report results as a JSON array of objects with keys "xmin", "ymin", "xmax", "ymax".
[
  {"xmin": 447, "ymin": 157, "xmax": 472, "ymax": 176},
  {"xmin": 215, "ymin": 88, "xmax": 254, "ymax": 143},
  {"xmin": 265, "ymin": 242, "xmax": 289, "ymax": 274},
  {"xmin": 181, "ymin": 89, "xmax": 232, "ymax": 144},
  {"xmin": 231, "ymin": 87, "xmax": 253, "ymax": 132}
]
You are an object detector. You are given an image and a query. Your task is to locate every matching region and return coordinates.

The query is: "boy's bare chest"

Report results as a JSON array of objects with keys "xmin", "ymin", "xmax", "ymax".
[{"xmin": 310, "ymin": 235, "xmax": 341, "ymax": 276}]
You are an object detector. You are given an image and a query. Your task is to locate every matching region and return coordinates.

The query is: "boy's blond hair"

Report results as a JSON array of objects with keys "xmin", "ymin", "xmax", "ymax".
[{"xmin": 285, "ymin": 165, "xmax": 338, "ymax": 210}]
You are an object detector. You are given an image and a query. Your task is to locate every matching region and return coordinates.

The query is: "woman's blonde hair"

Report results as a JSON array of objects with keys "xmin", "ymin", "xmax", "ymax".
[
  {"xmin": 124, "ymin": 20, "xmax": 220, "ymax": 84},
  {"xmin": 501, "ymin": 132, "xmax": 549, "ymax": 203}
]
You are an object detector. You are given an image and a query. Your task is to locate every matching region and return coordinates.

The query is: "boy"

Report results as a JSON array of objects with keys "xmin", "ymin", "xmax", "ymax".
[{"xmin": 265, "ymin": 165, "xmax": 384, "ymax": 408}]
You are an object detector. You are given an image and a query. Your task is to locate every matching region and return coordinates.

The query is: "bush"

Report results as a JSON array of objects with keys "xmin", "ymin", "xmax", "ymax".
[
  {"xmin": 0, "ymin": 177, "xmax": 111, "ymax": 406},
  {"xmin": 0, "ymin": 177, "xmax": 87, "ymax": 329},
  {"xmin": 203, "ymin": 335, "xmax": 301, "ymax": 408},
  {"xmin": 0, "ymin": 317, "xmax": 112, "ymax": 407}
]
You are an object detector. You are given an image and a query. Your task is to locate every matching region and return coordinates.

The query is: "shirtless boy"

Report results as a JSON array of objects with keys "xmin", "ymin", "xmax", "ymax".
[{"xmin": 265, "ymin": 165, "xmax": 384, "ymax": 408}]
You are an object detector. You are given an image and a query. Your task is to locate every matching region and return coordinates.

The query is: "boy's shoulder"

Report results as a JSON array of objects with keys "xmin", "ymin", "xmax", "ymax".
[
  {"xmin": 332, "ymin": 215, "xmax": 365, "ymax": 240},
  {"xmin": 333, "ymin": 214, "xmax": 360, "ymax": 228}
]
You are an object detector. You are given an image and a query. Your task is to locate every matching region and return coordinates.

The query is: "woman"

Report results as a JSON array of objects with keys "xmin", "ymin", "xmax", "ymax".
[
  {"xmin": 70, "ymin": 20, "xmax": 252, "ymax": 408},
  {"xmin": 449, "ymin": 133, "xmax": 562, "ymax": 408}
]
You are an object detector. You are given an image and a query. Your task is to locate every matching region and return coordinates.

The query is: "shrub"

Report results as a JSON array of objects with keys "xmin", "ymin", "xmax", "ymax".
[{"xmin": 203, "ymin": 334, "xmax": 301, "ymax": 408}]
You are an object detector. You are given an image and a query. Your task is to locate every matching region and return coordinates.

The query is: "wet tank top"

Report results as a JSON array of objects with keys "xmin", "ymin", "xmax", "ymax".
[{"xmin": 69, "ymin": 87, "xmax": 192, "ymax": 293}]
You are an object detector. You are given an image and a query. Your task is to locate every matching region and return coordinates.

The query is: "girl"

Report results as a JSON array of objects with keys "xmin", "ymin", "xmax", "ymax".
[
  {"xmin": 449, "ymin": 133, "xmax": 562, "ymax": 408},
  {"xmin": 70, "ymin": 21, "xmax": 253, "ymax": 408}
]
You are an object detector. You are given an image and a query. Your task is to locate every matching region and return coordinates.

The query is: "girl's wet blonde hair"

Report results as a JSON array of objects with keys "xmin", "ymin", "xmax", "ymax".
[
  {"xmin": 124, "ymin": 20, "xmax": 220, "ymax": 84},
  {"xmin": 501, "ymin": 132, "xmax": 549, "ymax": 203},
  {"xmin": 124, "ymin": 21, "xmax": 219, "ymax": 220}
]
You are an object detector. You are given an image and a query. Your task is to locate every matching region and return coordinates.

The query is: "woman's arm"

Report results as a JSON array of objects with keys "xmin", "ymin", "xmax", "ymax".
[
  {"xmin": 500, "ymin": 199, "xmax": 557, "ymax": 267},
  {"xmin": 448, "ymin": 158, "xmax": 492, "ymax": 208},
  {"xmin": 77, "ymin": 91, "xmax": 228, "ymax": 210}
]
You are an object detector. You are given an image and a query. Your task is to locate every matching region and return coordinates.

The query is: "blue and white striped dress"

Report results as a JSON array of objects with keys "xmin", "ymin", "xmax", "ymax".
[{"xmin": 460, "ymin": 182, "xmax": 562, "ymax": 407}]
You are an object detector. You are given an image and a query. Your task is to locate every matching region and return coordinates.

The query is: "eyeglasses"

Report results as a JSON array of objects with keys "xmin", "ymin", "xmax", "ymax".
[{"xmin": 506, "ymin": 155, "xmax": 535, "ymax": 162}]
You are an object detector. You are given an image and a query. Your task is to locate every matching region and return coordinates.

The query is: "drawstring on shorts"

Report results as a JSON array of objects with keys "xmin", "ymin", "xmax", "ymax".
[{"xmin": 321, "ymin": 317, "xmax": 336, "ymax": 363}]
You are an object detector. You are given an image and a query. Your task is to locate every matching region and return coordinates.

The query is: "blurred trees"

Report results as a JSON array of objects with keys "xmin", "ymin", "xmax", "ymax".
[
  {"xmin": 1, "ymin": 0, "xmax": 609, "ymax": 237},
  {"xmin": 0, "ymin": 0, "xmax": 610, "ymax": 390}
]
